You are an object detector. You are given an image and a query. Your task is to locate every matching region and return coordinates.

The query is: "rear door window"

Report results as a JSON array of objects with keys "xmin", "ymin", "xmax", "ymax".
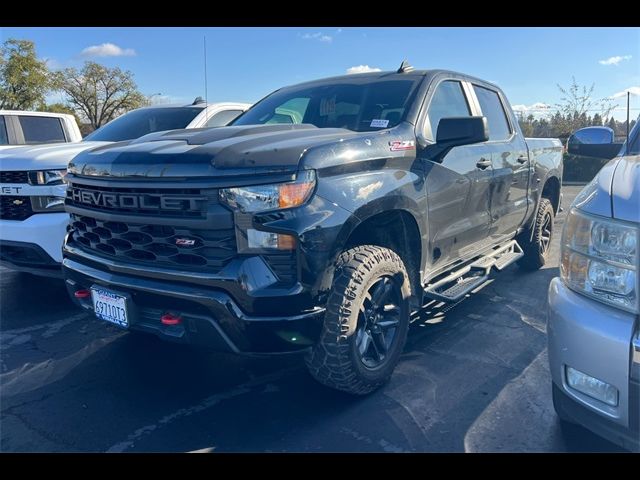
[
  {"xmin": 472, "ymin": 85, "xmax": 512, "ymax": 141},
  {"xmin": 18, "ymin": 116, "xmax": 67, "ymax": 144},
  {"xmin": 0, "ymin": 116, "xmax": 8, "ymax": 145}
]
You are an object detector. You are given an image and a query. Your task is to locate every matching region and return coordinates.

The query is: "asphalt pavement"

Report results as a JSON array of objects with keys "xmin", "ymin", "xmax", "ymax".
[{"xmin": 0, "ymin": 185, "xmax": 625, "ymax": 452}]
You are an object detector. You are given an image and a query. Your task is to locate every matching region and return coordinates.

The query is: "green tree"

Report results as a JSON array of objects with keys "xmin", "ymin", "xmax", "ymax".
[
  {"xmin": 554, "ymin": 77, "xmax": 615, "ymax": 134},
  {"xmin": 0, "ymin": 39, "xmax": 51, "ymax": 110},
  {"xmin": 52, "ymin": 61, "xmax": 146, "ymax": 130},
  {"xmin": 592, "ymin": 113, "xmax": 603, "ymax": 126}
]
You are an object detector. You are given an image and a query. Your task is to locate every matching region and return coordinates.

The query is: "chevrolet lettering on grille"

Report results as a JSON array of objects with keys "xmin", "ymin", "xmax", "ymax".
[{"xmin": 70, "ymin": 188, "xmax": 205, "ymax": 212}]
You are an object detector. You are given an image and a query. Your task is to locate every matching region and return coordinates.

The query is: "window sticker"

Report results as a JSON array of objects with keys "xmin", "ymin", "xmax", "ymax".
[{"xmin": 370, "ymin": 119, "xmax": 389, "ymax": 128}]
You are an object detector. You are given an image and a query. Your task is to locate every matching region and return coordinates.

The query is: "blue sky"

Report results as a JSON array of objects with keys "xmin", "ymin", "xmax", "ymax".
[{"xmin": 2, "ymin": 27, "xmax": 639, "ymax": 120}]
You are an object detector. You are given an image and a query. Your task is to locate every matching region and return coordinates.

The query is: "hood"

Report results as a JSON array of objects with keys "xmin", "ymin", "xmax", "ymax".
[
  {"xmin": 574, "ymin": 154, "xmax": 640, "ymax": 224},
  {"xmin": 68, "ymin": 124, "xmax": 363, "ymax": 179},
  {"xmin": 610, "ymin": 154, "xmax": 640, "ymax": 223},
  {"xmin": 572, "ymin": 157, "xmax": 618, "ymax": 219},
  {"xmin": 0, "ymin": 141, "xmax": 108, "ymax": 171}
]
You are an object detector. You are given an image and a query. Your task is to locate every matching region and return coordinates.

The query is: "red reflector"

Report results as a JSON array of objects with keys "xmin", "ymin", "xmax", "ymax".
[
  {"xmin": 74, "ymin": 289, "xmax": 90, "ymax": 299},
  {"xmin": 161, "ymin": 313, "xmax": 182, "ymax": 325}
]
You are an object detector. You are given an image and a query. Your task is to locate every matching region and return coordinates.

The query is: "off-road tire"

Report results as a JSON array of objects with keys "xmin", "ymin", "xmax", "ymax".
[
  {"xmin": 518, "ymin": 197, "xmax": 555, "ymax": 271},
  {"xmin": 305, "ymin": 245, "xmax": 411, "ymax": 395}
]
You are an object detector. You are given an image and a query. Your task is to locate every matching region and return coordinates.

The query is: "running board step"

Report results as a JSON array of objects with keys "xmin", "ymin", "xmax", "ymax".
[
  {"xmin": 423, "ymin": 240, "xmax": 524, "ymax": 302},
  {"xmin": 424, "ymin": 273, "xmax": 489, "ymax": 303}
]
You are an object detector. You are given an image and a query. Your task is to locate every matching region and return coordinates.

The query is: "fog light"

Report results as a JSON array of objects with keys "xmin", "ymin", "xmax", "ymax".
[
  {"xmin": 566, "ymin": 366, "xmax": 618, "ymax": 406},
  {"xmin": 247, "ymin": 229, "xmax": 295, "ymax": 250}
]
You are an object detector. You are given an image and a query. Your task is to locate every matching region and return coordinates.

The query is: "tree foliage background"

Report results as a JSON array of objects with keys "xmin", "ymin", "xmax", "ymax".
[
  {"xmin": 51, "ymin": 62, "xmax": 146, "ymax": 130},
  {"xmin": 0, "ymin": 39, "xmax": 51, "ymax": 110},
  {"xmin": 516, "ymin": 78, "xmax": 634, "ymax": 140},
  {"xmin": 1, "ymin": 38, "xmax": 145, "ymax": 133}
]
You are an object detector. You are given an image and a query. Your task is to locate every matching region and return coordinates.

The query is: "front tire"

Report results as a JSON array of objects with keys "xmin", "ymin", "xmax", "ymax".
[
  {"xmin": 305, "ymin": 245, "xmax": 411, "ymax": 395},
  {"xmin": 518, "ymin": 197, "xmax": 554, "ymax": 271}
]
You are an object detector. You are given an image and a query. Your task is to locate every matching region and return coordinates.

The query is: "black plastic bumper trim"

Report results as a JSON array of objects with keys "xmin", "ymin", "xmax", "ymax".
[{"xmin": 63, "ymin": 257, "xmax": 325, "ymax": 354}]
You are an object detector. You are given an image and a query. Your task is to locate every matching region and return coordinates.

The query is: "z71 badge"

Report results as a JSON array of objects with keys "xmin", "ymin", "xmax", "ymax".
[{"xmin": 389, "ymin": 140, "xmax": 415, "ymax": 151}]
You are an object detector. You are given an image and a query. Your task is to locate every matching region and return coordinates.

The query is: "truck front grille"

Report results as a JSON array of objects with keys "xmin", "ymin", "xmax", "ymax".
[
  {"xmin": 70, "ymin": 213, "xmax": 236, "ymax": 271},
  {"xmin": 66, "ymin": 183, "xmax": 207, "ymax": 219},
  {"xmin": 0, "ymin": 171, "xmax": 29, "ymax": 183},
  {"xmin": 1, "ymin": 196, "xmax": 33, "ymax": 221}
]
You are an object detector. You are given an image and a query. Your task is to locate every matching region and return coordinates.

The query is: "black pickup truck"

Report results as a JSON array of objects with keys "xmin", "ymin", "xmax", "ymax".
[{"xmin": 62, "ymin": 63, "xmax": 563, "ymax": 394}]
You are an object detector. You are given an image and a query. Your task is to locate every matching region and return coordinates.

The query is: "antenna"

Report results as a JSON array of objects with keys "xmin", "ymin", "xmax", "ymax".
[
  {"xmin": 397, "ymin": 60, "xmax": 414, "ymax": 73},
  {"xmin": 204, "ymin": 35, "xmax": 209, "ymax": 121}
]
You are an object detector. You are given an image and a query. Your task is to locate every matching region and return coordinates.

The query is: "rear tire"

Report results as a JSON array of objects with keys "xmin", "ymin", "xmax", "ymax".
[
  {"xmin": 518, "ymin": 197, "xmax": 554, "ymax": 271},
  {"xmin": 305, "ymin": 245, "xmax": 411, "ymax": 395}
]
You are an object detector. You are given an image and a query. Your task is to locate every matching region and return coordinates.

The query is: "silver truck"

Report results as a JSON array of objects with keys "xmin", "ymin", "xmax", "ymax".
[{"xmin": 548, "ymin": 117, "xmax": 639, "ymax": 452}]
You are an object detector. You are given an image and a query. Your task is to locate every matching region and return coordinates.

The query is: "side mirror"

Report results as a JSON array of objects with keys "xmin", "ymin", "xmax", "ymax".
[
  {"xmin": 426, "ymin": 116, "xmax": 488, "ymax": 162},
  {"xmin": 567, "ymin": 126, "xmax": 622, "ymax": 159},
  {"xmin": 436, "ymin": 116, "xmax": 489, "ymax": 146}
]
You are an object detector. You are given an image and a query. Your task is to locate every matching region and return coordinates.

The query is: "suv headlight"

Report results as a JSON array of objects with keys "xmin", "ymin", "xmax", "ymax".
[
  {"xmin": 560, "ymin": 208, "xmax": 638, "ymax": 313},
  {"xmin": 219, "ymin": 170, "xmax": 316, "ymax": 213},
  {"xmin": 28, "ymin": 170, "xmax": 68, "ymax": 185}
]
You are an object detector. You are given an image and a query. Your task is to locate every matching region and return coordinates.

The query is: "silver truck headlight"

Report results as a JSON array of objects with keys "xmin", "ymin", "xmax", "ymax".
[
  {"xmin": 29, "ymin": 170, "xmax": 68, "ymax": 185},
  {"xmin": 219, "ymin": 170, "xmax": 316, "ymax": 213},
  {"xmin": 560, "ymin": 208, "xmax": 638, "ymax": 313}
]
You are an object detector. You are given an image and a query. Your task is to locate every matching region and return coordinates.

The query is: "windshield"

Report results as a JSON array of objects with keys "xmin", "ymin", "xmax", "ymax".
[
  {"xmin": 84, "ymin": 107, "xmax": 203, "ymax": 142},
  {"xmin": 233, "ymin": 78, "xmax": 421, "ymax": 132}
]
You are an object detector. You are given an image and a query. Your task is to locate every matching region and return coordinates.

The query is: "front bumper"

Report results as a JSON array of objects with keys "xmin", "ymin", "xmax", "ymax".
[
  {"xmin": 0, "ymin": 213, "xmax": 69, "ymax": 262},
  {"xmin": 547, "ymin": 278, "xmax": 639, "ymax": 452},
  {"xmin": 63, "ymin": 255, "xmax": 325, "ymax": 354},
  {"xmin": 0, "ymin": 213, "xmax": 68, "ymax": 276},
  {"xmin": 0, "ymin": 240, "xmax": 62, "ymax": 277}
]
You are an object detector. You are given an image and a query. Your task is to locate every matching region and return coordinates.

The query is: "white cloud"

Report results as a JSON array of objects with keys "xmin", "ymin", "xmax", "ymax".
[
  {"xmin": 599, "ymin": 55, "xmax": 632, "ymax": 66},
  {"xmin": 511, "ymin": 102, "xmax": 552, "ymax": 119},
  {"xmin": 611, "ymin": 86, "xmax": 640, "ymax": 98},
  {"xmin": 302, "ymin": 32, "xmax": 332, "ymax": 43},
  {"xmin": 80, "ymin": 43, "xmax": 136, "ymax": 57},
  {"xmin": 346, "ymin": 65, "xmax": 382, "ymax": 75}
]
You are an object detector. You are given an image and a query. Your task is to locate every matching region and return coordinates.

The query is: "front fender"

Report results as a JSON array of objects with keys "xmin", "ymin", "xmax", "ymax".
[{"xmin": 253, "ymin": 165, "xmax": 427, "ymax": 305}]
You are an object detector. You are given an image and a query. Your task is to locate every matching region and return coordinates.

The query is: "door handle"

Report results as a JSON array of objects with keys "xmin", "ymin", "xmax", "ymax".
[
  {"xmin": 476, "ymin": 158, "xmax": 492, "ymax": 170},
  {"xmin": 517, "ymin": 156, "xmax": 529, "ymax": 164}
]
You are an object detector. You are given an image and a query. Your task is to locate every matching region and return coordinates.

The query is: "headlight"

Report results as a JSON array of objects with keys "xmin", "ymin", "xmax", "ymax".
[
  {"xmin": 219, "ymin": 170, "xmax": 316, "ymax": 213},
  {"xmin": 31, "ymin": 196, "xmax": 65, "ymax": 212},
  {"xmin": 560, "ymin": 208, "xmax": 638, "ymax": 313},
  {"xmin": 28, "ymin": 170, "xmax": 68, "ymax": 185}
]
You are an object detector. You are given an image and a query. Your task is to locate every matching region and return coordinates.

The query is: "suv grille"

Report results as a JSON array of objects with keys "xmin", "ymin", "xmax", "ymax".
[
  {"xmin": 70, "ymin": 213, "xmax": 236, "ymax": 271},
  {"xmin": 0, "ymin": 171, "xmax": 29, "ymax": 183},
  {"xmin": 1, "ymin": 196, "xmax": 33, "ymax": 221}
]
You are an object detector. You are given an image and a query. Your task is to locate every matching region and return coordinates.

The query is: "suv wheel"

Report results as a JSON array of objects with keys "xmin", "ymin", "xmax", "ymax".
[{"xmin": 305, "ymin": 245, "xmax": 410, "ymax": 395}]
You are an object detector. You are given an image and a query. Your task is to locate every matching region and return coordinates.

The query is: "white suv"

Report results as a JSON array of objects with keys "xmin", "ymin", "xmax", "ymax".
[{"xmin": 0, "ymin": 100, "xmax": 251, "ymax": 277}]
